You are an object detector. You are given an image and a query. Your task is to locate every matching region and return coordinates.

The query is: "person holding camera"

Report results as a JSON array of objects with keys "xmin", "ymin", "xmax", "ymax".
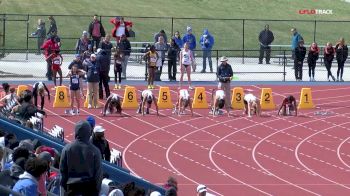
[
  {"xmin": 200, "ymin": 28, "xmax": 214, "ymax": 73},
  {"xmin": 217, "ymin": 56, "xmax": 233, "ymax": 110}
]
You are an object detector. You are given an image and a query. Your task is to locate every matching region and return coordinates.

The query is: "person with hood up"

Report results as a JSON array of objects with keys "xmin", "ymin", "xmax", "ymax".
[
  {"xmin": 200, "ymin": 29, "xmax": 214, "ymax": 73},
  {"xmin": 96, "ymin": 49, "xmax": 111, "ymax": 100},
  {"xmin": 182, "ymin": 26, "xmax": 197, "ymax": 72},
  {"xmin": 60, "ymin": 120, "xmax": 103, "ymax": 196}
]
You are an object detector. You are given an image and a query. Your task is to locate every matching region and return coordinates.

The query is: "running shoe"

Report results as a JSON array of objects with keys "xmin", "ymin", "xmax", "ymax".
[
  {"xmin": 69, "ymin": 109, "xmax": 75, "ymax": 115},
  {"xmin": 147, "ymin": 85, "xmax": 152, "ymax": 89},
  {"xmin": 88, "ymin": 104, "xmax": 92, "ymax": 109},
  {"xmin": 114, "ymin": 84, "xmax": 119, "ymax": 90},
  {"xmin": 189, "ymin": 86, "xmax": 194, "ymax": 90}
]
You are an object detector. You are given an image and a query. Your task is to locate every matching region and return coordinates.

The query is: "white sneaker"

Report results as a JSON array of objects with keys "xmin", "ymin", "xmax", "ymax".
[
  {"xmin": 189, "ymin": 86, "xmax": 194, "ymax": 90},
  {"xmin": 69, "ymin": 109, "xmax": 75, "ymax": 115},
  {"xmin": 76, "ymin": 109, "xmax": 80, "ymax": 115},
  {"xmin": 88, "ymin": 104, "xmax": 92, "ymax": 109}
]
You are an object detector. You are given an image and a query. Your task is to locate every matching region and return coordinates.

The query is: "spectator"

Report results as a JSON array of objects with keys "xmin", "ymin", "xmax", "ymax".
[
  {"xmin": 90, "ymin": 125, "xmax": 111, "ymax": 161},
  {"xmin": 1, "ymin": 83, "xmax": 10, "ymax": 99},
  {"xmin": 47, "ymin": 16, "xmax": 57, "ymax": 37},
  {"xmin": 0, "ymin": 156, "xmax": 26, "ymax": 189},
  {"xmin": 86, "ymin": 115, "xmax": 96, "ymax": 133},
  {"xmin": 294, "ymin": 40, "xmax": 306, "ymax": 81},
  {"xmin": 37, "ymin": 151, "xmax": 53, "ymax": 196},
  {"xmin": 200, "ymin": 28, "xmax": 214, "ymax": 73},
  {"xmin": 16, "ymin": 91, "xmax": 42, "ymax": 121},
  {"xmin": 31, "ymin": 19, "xmax": 46, "ymax": 55},
  {"xmin": 88, "ymin": 14, "xmax": 106, "ymax": 52},
  {"xmin": 167, "ymin": 38, "xmax": 180, "ymax": 81},
  {"xmin": 307, "ymin": 42, "xmax": 320, "ymax": 81},
  {"xmin": 197, "ymin": 184, "xmax": 207, "ymax": 196},
  {"xmin": 165, "ymin": 187, "xmax": 177, "ymax": 196},
  {"xmin": 155, "ymin": 36, "xmax": 168, "ymax": 80},
  {"xmin": 217, "ymin": 56, "xmax": 233, "ymax": 111},
  {"xmin": 290, "ymin": 28, "xmax": 303, "ymax": 59},
  {"xmin": 12, "ymin": 158, "xmax": 48, "ymax": 196},
  {"xmin": 0, "ymin": 87, "xmax": 18, "ymax": 106},
  {"xmin": 335, "ymin": 37, "xmax": 348, "ymax": 82},
  {"xmin": 173, "ymin": 31, "xmax": 183, "ymax": 48},
  {"xmin": 183, "ymin": 26, "xmax": 197, "ymax": 72},
  {"xmin": 143, "ymin": 45, "xmax": 159, "ymax": 89},
  {"xmin": 85, "ymin": 54, "xmax": 100, "ymax": 108},
  {"xmin": 154, "ymin": 30, "xmax": 167, "ymax": 43},
  {"xmin": 113, "ymin": 48, "xmax": 124, "ymax": 90},
  {"xmin": 127, "ymin": 26, "xmax": 136, "ymax": 40},
  {"xmin": 41, "ymin": 35, "xmax": 60, "ymax": 81},
  {"xmin": 179, "ymin": 42, "xmax": 194, "ymax": 89},
  {"xmin": 60, "ymin": 120, "xmax": 103, "ymax": 196},
  {"xmin": 163, "ymin": 176, "xmax": 178, "ymax": 191},
  {"xmin": 68, "ymin": 54, "xmax": 84, "ymax": 70},
  {"xmin": 110, "ymin": 16, "xmax": 133, "ymax": 43},
  {"xmin": 76, "ymin": 31, "xmax": 92, "ymax": 55},
  {"xmin": 99, "ymin": 34, "xmax": 113, "ymax": 58},
  {"xmin": 258, "ymin": 24, "xmax": 274, "ymax": 64},
  {"xmin": 118, "ymin": 34, "xmax": 131, "ymax": 79},
  {"xmin": 324, "ymin": 42, "xmax": 336, "ymax": 81},
  {"xmin": 96, "ymin": 49, "xmax": 111, "ymax": 100}
]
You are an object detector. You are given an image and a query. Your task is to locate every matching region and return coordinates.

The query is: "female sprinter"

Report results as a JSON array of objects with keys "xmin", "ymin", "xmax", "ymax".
[
  {"xmin": 211, "ymin": 88, "xmax": 229, "ymax": 117},
  {"xmin": 102, "ymin": 93, "xmax": 123, "ymax": 116},
  {"xmin": 137, "ymin": 89, "xmax": 159, "ymax": 116},
  {"xmin": 66, "ymin": 64, "xmax": 85, "ymax": 115},
  {"xmin": 277, "ymin": 95, "xmax": 297, "ymax": 116},
  {"xmin": 173, "ymin": 88, "xmax": 193, "ymax": 116},
  {"xmin": 243, "ymin": 93, "xmax": 261, "ymax": 117}
]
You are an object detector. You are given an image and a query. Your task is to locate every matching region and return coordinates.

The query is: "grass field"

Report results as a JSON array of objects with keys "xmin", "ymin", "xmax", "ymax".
[{"xmin": 0, "ymin": 0, "xmax": 350, "ymax": 52}]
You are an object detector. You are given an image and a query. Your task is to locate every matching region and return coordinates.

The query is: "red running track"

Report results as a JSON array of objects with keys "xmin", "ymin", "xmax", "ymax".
[{"xmin": 20, "ymin": 84, "xmax": 350, "ymax": 195}]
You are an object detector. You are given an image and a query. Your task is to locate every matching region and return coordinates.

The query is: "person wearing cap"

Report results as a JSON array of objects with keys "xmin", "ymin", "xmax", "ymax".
[
  {"xmin": 294, "ymin": 40, "xmax": 306, "ymax": 81},
  {"xmin": 182, "ymin": 26, "xmax": 197, "ymax": 72},
  {"xmin": 154, "ymin": 29, "xmax": 168, "ymax": 44},
  {"xmin": 76, "ymin": 31, "xmax": 92, "ymax": 55},
  {"xmin": 200, "ymin": 28, "xmax": 214, "ymax": 73},
  {"xmin": 137, "ymin": 89, "xmax": 159, "ymax": 116},
  {"xmin": 258, "ymin": 24, "xmax": 274, "ymax": 64},
  {"xmin": 117, "ymin": 34, "xmax": 131, "ymax": 79},
  {"xmin": 88, "ymin": 14, "xmax": 106, "ymax": 52},
  {"xmin": 217, "ymin": 56, "xmax": 233, "ymax": 112},
  {"xmin": 197, "ymin": 184, "xmax": 207, "ymax": 196},
  {"xmin": 60, "ymin": 120, "xmax": 103, "ymax": 195},
  {"xmin": 85, "ymin": 53, "xmax": 100, "ymax": 108},
  {"xmin": 291, "ymin": 28, "xmax": 303, "ymax": 59},
  {"xmin": 90, "ymin": 125, "xmax": 111, "ymax": 161},
  {"xmin": 32, "ymin": 81, "xmax": 50, "ymax": 110},
  {"xmin": 96, "ymin": 49, "xmax": 111, "ymax": 100}
]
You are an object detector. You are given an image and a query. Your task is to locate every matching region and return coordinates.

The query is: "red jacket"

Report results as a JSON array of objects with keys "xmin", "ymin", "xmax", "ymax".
[
  {"xmin": 41, "ymin": 39, "xmax": 60, "ymax": 58},
  {"xmin": 109, "ymin": 18, "xmax": 133, "ymax": 38}
]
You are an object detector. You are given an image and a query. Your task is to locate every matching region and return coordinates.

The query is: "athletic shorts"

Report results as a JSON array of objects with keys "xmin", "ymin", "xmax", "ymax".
[{"xmin": 52, "ymin": 64, "xmax": 61, "ymax": 72}]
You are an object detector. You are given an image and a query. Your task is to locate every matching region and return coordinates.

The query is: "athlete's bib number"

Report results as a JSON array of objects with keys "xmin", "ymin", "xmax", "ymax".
[{"xmin": 72, "ymin": 78, "xmax": 79, "ymax": 84}]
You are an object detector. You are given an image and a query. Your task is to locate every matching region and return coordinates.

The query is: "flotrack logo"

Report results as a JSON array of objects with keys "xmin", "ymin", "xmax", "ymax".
[{"xmin": 298, "ymin": 9, "xmax": 333, "ymax": 15}]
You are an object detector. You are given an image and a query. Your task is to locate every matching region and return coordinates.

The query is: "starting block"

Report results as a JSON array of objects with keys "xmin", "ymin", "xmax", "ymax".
[
  {"xmin": 231, "ymin": 87, "xmax": 245, "ymax": 110},
  {"xmin": 53, "ymin": 86, "xmax": 70, "ymax": 108},
  {"xmin": 192, "ymin": 87, "xmax": 208, "ymax": 109},
  {"xmin": 16, "ymin": 85, "xmax": 28, "ymax": 97},
  {"xmin": 260, "ymin": 88, "xmax": 276, "ymax": 110},
  {"xmin": 157, "ymin": 86, "xmax": 173, "ymax": 109},
  {"xmin": 298, "ymin": 88, "xmax": 315, "ymax": 109},
  {"xmin": 122, "ymin": 86, "xmax": 138, "ymax": 108}
]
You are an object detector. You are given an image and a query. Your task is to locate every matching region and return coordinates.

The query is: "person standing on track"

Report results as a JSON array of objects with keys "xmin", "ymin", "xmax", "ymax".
[
  {"xmin": 48, "ymin": 50, "xmax": 63, "ymax": 89},
  {"xmin": 294, "ymin": 40, "xmax": 306, "ymax": 81},
  {"xmin": 243, "ymin": 93, "xmax": 261, "ymax": 117},
  {"xmin": 41, "ymin": 36, "xmax": 60, "ymax": 81},
  {"xmin": 102, "ymin": 93, "xmax": 122, "ymax": 116},
  {"xmin": 277, "ymin": 95, "xmax": 297, "ymax": 116},
  {"xmin": 307, "ymin": 42, "xmax": 319, "ymax": 82},
  {"xmin": 173, "ymin": 88, "xmax": 193, "ymax": 116},
  {"xmin": 137, "ymin": 89, "xmax": 159, "ymax": 116},
  {"xmin": 32, "ymin": 82, "xmax": 50, "ymax": 111},
  {"xmin": 96, "ymin": 49, "xmax": 111, "ymax": 100},
  {"xmin": 144, "ymin": 45, "xmax": 159, "ymax": 89},
  {"xmin": 324, "ymin": 42, "xmax": 336, "ymax": 82},
  {"xmin": 66, "ymin": 64, "xmax": 86, "ymax": 115},
  {"xmin": 217, "ymin": 56, "xmax": 233, "ymax": 112},
  {"xmin": 85, "ymin": 54, "xmax": 100, "ymax": 109},
  {"xmin": 210, "ymin": 88, "xmax": 230, "ymax": 117},
  {"xmin": 179, "ymin": 42, "xmax": 194, "ymax": 90},
  {"xmin": 335, "ymin": 38, "xmax": 348, "ymax": 82},
  {"xmin": 113, "ymin": 48, "xmax": 124, "ymax": 90}
]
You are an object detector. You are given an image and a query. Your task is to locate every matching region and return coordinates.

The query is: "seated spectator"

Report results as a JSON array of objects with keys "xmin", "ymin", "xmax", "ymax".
[
  {"xmin": 108, "ymin": 188, "xmax": 124, "ymax": 196},
  {"xmin": 90, "ymin": 125, "xmax": 111, "ymax": 161},
  {"xmin": 12, "ymin": 157, "xmax": 48, "ymax": 196},
  {"xmin": 165, "ymin": 187, "xmax": 177, "ymax": 196},
  {"xmin": 1, "ymin": 83, "xmax": 10, "ymax": 99},
  {"xmin": 0, "ymin": 148, "xmax": 28, "ymax": 188},
  {"xmin": 37, "ymin": 151, "xmax": 53, "ymax": 196},
  {"xmin": 60, "ymin": 120, "xmax": 102, "ymax": 196}
]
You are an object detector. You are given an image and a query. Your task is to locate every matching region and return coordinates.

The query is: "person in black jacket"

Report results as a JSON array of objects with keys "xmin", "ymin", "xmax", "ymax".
[
  {"xmin": 47, "ymin": 16, "xmax": 57, "ymax": 37},
  {"xmin": 217, "ymin": 56, "xmax": 233, "ymax": 111},
  {"xmin": 90, "ymin": 125, "xmax": 111, "ymax": 161},
  {"xmin": 96, "ymin": 49, "xmax": 111, "ymax": 100},
  {"xmin": 323, "ymin": 42, "xmax": 336, "ymax": 81},
  {"xmin": 335, "ymin": 38, "xmax": 348, "ymax": 82},
  {"xmin": 307, "ymin": 42, "xmax": 320, "ymax": 81},
  {"xmin": 258, "ymin": 24, "xmax": 274, "ymax": 64},
  {"xmin": 117, "ymin": 35, "xmax": 131, "ymax": 79},
  {"xmin": 88, "ymin": 15, "xmax": 106, "ymax": 52},
  {"xmin": 294, "ymin": 40, "xmax": 306, "ymax": 81},
  {"xmin": 168, "ymin": 39, "xmax": 180, "ymax": 81}
]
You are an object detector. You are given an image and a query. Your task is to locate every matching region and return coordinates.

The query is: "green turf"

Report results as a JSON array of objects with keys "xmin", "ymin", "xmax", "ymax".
[{"xmin": 0, "ymin": 0, "xmax": 349, "ymax": 51}]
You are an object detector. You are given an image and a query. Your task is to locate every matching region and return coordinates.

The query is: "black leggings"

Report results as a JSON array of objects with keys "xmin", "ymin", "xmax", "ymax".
[
  {"xmin": 34, "ymin": 94, "xmax": 45, "ymax": 110},
  {"xmin": 324, "ymin": 60, "xmax": 334, "ymax": 79},
  {"xmin": 308, "ymin": 61, "xmax": 316, "ymax": 78},
  {"xmin": 337, "ymin": 61, "xmax": 345, "ymax": 79},
  {"xmin": 294, "ymin": 61, "xmax": 303, "ymax": 80},
  {"xmin": 168, "ymin": 59, "xmax": 177, "ymax": 79},
  {"xmin": 114, "ymin": 70, "xmax": 122, "ymax": 84}
]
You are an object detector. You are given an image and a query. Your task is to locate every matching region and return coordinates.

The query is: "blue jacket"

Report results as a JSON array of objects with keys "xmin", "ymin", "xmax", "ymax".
[
  {"xmin": 291, "ymin": 32, "xmax": 303, "ymax": 50},
  {"xmin": 200, "ymin": 29, "xmax": 214, "ymax": 50},
  {"xmin": 84, "ymin": 59, "xmax": 100, "ymax": 83},
  {"xmin": 183, "ymin": 33, "xmax": 196, "ymax": 50},
  {"xmin": 11, "ymin": 172, "xmax": 38, "ymax": 196},
  {"xmin": 173, "ymin": 36, "xmax": 183, "ymax": 48}
]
